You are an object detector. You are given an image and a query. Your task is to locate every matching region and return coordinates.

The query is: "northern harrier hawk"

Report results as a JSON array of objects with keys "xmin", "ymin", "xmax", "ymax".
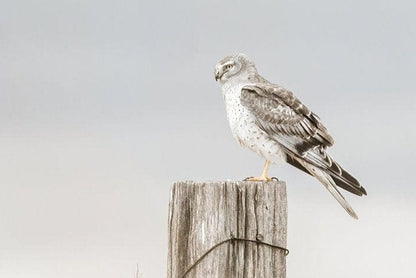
[{"xmin": 215, "ymin": 53, "xmax": 366, "ymax": 219}]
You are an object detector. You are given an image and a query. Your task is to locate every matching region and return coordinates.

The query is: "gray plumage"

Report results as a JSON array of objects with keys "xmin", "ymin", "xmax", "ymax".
[{"xmin": 215, "ymin": 53, "xmax": 366, "ymax": 219}]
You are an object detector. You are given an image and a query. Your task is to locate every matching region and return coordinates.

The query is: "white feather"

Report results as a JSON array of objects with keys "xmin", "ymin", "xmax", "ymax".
[{"xmin": 221, "ymin": 80, "xmax": 287, "ymax": 164}]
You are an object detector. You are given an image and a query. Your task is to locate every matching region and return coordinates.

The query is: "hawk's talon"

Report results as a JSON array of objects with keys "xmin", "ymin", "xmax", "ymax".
[
  {"xmin": 271, "ymin": 177, "xmax": 279, "ymax": 181},
  {"xmin": 243, "ymin": 176, "xmax": 254, "ymax": 181}
]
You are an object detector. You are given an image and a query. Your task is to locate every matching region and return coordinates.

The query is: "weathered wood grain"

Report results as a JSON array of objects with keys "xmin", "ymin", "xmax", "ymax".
[{"xmin": 167, "ymin": 181, "xmax": 287, "ymax": 278}]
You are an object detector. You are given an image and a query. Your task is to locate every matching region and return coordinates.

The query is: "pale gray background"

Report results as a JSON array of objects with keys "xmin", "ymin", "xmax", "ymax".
[{"xmin": 1, "ymin": 0, "xmax": 415, "ymax": 277}]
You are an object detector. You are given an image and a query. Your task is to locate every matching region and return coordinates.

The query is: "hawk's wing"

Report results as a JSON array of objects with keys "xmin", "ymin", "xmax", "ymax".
[
  {"xmin": 241, "ymin": 83, "xmax": 366, "ymax": 197},
  {"xmin": 241, "ymin": 83, "xmax": 333, "ymax": 153}
]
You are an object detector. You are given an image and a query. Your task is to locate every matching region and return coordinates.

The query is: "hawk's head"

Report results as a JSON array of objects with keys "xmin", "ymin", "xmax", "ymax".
[{"xmin": 214, "ymin": 53, "xmax": 257, "ymax": 83}]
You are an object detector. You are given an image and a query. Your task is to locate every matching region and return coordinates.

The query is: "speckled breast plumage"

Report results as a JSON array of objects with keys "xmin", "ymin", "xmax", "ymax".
[{"xmin": 222, "ymin": 81, "xmax": 287, "ymax": 163}]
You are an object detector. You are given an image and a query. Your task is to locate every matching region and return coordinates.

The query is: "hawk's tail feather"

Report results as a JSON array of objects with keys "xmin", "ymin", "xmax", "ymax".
[
  {"xmin": 327, "ymin": 159, "xmax": 367, "ymax": 196},
  {"xmin": 305, "ymin": 149, "xmax": 366, "ymax": 196},
  {"xmin": 300, "ymin": 160, "xmax": 359, "ymax": 219},
  {"xmin": 286, "ymin": 154, "xmax": 366, "ymax": 196}
]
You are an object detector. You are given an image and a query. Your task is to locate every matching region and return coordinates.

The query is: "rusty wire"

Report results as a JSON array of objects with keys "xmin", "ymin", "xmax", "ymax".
[{"xmin": 180, "ymin": 234, "xmax": 289, "ymax": 278}]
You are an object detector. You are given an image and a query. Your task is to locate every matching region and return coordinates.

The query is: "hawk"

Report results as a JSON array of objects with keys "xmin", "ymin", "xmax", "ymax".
[{"xmin": 215, "ymin": 53, "xmax": 366, "ymax": 219}]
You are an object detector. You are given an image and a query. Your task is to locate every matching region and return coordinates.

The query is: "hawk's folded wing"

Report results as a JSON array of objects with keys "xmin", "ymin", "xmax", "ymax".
[{"xmin": 241, "ymin": 84, "xmax": 366, "ymax": 196}]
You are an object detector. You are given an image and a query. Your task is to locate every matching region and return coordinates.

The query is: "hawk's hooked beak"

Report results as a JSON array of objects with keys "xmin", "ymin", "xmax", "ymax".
[{"xmin": 215, "ymin": 68, "xmax": 224, "ymax": 81}]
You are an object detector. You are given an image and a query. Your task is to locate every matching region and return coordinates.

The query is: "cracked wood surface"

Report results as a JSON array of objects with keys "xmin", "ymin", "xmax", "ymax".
[{"xmin": 168, "ymin": 181, "xmax": 287, "ymax": 278}]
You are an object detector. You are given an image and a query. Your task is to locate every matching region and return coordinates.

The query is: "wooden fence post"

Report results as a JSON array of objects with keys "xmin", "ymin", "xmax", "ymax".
[{"xmin": 167, "ymin": 181, "xmax": 288, "ymax": 278}]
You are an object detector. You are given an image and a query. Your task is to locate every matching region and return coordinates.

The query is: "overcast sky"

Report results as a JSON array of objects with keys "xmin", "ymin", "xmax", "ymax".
[{"xmin": 1, "ymin": 0, "xmax": 415, "ymax": 277}]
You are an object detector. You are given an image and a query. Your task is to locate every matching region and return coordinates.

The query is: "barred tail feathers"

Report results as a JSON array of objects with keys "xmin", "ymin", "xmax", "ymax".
[{"xmin": 301, "ymin": 161, "xmax": 359, "ymax": 219}]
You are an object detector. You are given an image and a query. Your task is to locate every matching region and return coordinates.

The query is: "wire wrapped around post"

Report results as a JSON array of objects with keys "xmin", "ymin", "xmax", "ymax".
[{"xmin": 180, "ymin": 234, "xmax": 289, "ymax": 278}]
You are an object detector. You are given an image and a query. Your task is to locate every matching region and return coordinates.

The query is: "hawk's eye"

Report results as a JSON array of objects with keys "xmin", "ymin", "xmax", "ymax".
[{"xmin": 225, "ymin": 64, "xmax": 233, "ymax": 70}]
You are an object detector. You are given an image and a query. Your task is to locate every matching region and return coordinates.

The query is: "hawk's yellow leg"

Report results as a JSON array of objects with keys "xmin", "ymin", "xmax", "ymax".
[{"xmin": 246, "ymin": 160, "xmax": 272, "ymax": 181}]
